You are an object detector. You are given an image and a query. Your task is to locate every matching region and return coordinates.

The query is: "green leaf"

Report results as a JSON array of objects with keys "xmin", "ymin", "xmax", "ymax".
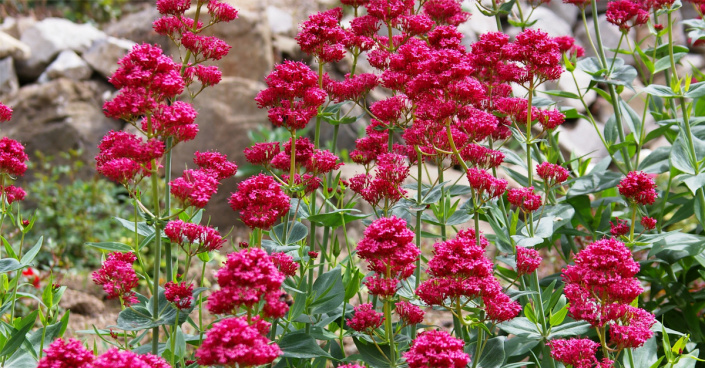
[
  {"xmin": 19, "ymin": 237, "xmax": 42, "ymax": 266},
  {"xmin": 85, "ymin": 242, "xmax": 132, "ymax": 253},
  {"xmin": 498, "ymin": 317, "xmax": 541, "ymax": 339},
  {"xmin": 307, "ymin": 210, "xmax": 369, "ymax": 228},
  {"xmin": 114, "ymin": 217, "xmax": 154, "ymax": 237},
  {"xmin": 686, "ymin": 81, "xmax": 705, "ymax": 98},
  {"xmin": 638, "ymin": 146, "xmax": 671, "ymax": 173},
  {"xmin": 550, "ymin": 304, "xmax": 569, "ymax": 326},
  {"xmin": 683, "ymin": 173, "xmax": 705, "ymax": 195},
  {"xmin": 310, "ymin": 267, "xmax": 345, "ymax": 315},
  {"xmin": 0, "ymin": 258, "xmax": 22, "ymax": 273},
  {"xmin": 619, "ymin": 100, "xmax": 642, "ymax": 139},
  {"xmin": 548, "ymin": 321, "xmax": 592, "ymax": 338},
  {"xmin": 115, "ymin": 306, "xmax": 155, "ymax": 331},
  {"xmin": 643, "ymin": 84, "xmax": 679, "ymax": 98},
  {"xmin": 540, "ymin": 90, "xmax": 580, "ymax": 99},
  {"xmin": 654, "ymin": 53, "xmax": 687, "ymax": 73},
  {"xmin": 271, "ymin": 221, "xmax": 309, "ymax": 245},
  {"xmin": 0, "ymin": 310, "xmax": 38, "ymax": 358},
  {"xmin": 670, "ymin": 134, "xmax": 697, "ymax": 175},
  {"xmin": 476, "ymin": 337, "xmax": 506, "ymax": 368},
  {"xmin": 279, "ymin": 330, "xmax": 335, "ymax": 359},
  {"xmin": 353, "ymin": 337, "xmax": 392, "ymax": 368},
  {"xmin": 567, "ymin": 171, "xmax": 623, "ymax": 197},
  {"xmin": 623, "ymin": 337, "xmax": 658, "ymax": 368}
]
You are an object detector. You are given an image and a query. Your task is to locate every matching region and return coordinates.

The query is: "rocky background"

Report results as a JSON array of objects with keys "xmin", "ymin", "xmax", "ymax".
[{"xmin": 0, "ymin": 0, "xmax": 703, "ymax": 231}]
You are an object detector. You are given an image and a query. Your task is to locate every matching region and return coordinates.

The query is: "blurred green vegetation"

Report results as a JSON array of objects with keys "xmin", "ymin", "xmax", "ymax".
[{"xmin": 1, "ymin": 0, "xmax": 149, "ymax": 23}]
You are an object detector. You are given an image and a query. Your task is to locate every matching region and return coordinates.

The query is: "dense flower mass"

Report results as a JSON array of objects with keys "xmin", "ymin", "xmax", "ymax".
[
  {"xmin": 0, "ymin": 137, "xmax": 29, "ymax": 177},
  {"xmin": 207, "ymin": 248, "xmax": 288, "ymax": 317},
  {"xmin": 92, "ymin": 252, "xmax": 139, "ymax": 305},
  {"xmin": 610, "ymin": 218, "xmax": 630, "ymax": 237},
  {"xmin": 618, "ymin": 171, "xmax": 658, "ymax": 205},
  {"xmin": 536, "ymin": 162, "xmax": 570, "ymax": 185},
  {"xmin": 606, "ymin": 0, "xmax": 649, "ymax": 33},
  {"xmin": 228, "ymin": 173, "xmax": 290, "ymax": 230},
  {"xmin": 396, "ymin": 301, "xmax": 425, "ymax": 325},
  {"xmin": 347, "ymin": 303, "xmax": 384, "ymax": 332},
  {"xmin": 92, "ymin": 349, "xmax": 170, "ymax": 368},
  {"xmin": 38, "ymin": 338, "xmax": 94, "ymax": 368},
  {"xmin": 641, "ymin": 216, "xmax": 657, "ymax": 230},
  {"xmin": 164, "ymin": 281, "xmax": 194, "ymax": 310},
  {"xmin": 296, "ymin": 8, "xmax": 347, "ymax": 63},
  {"xmin": 609, "ymin": 306, "xmax": 655, "ymax": 349},
  {"xmin": 549, "ymin": 338, "xmax": 600, "ymax": 368},
  {"xmin": 255, "ymin": 61, "xmax": 327, "ymax": 130},
  {"xmin": 95, "ymin": 131, "xmax": 164, "ymax": 184},
  {"xmin": 0, "ymin": 102, "xmax": 11, "ymax": 122},
  {"xmin": 356, "ymin": 216, "xmax": 418, "ymax": 278},
  {"xmin": 349, "ymin": 153, "xmax": 410, "ymax": 208},
  {"xmin": 196, "ymin": 317, "xmax": 280, "ymax": 367},
  {"xmin": 516, "ymin": 246, "xmax": 542, "ymax": 276},
  {"xmin": 507, "ymin": 186, "xmax": 542, "ymax": 212},
  {"xmin": 170, "ymin": 169, "xmax": 219, "ymax": 208},
  {"xmin": 562, "ymin": 238, "xmax": 642, "ymax": 326},
  {"xmin": 193, "ymin": 150, "xmax": 238, "ymax": 180},
  {"xmin": 403, "ymin": 330, "xmax": 469, "ymax": 368}
]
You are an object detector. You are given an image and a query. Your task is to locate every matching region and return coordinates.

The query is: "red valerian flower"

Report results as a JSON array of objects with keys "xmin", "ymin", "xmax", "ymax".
[
  {"xmin": 255, "ymin": 61, "xmax": 327, "ymax": 131},
  {"xmin": 193, "ymin": 150, "xmax": 237, "ymax": 180},
  {"xmin": 92, "ymin": 349, "xmax": 170, "ymax": 368},
  {"xmin": 548, "ymin": 338, "xmax": 600, "ymax": 368},
  {"xmin": 38, "ymin": 338, "xmax": 94, "ymax": 368},
  {"xmin": 164, "ymin": 281, "xmax": 194, "ymax": 310},
  {"xmin": 347, "ymin": 303, "xmax": 384, "ymax": 332},
  {"xmin": 229, "ymin": 173, "xmax": 290, "ymax": 230},
  {"xmin": 207, "ymin": 248, "xmax": 287, "ymax": 317},
  {"xmin": 609, "ymin": 306, "xmax": 655, "ymax": 349},
  {"xmin": 606, "ymin": 0, "xmax": 649, "ymax": 33},
  {"xmin": 4, "ymin": 185, "xmax": 26, "ymax": 204},
  {"xmin": 95, "ymin": 130, "xmax": 164, "ymax": 184},
  {"xmin": 349, "ymin": 153, "xmax": 410, "ymax": 208},
  {"xmin": 270, "ymin": 252, "xmax": 299, "ymax": 277},
  {"xmin": 365, "ymin": 0, "xmax": 415, "ymax": 23},
  {"xmin": 148, "ymin": 101, "xmax": 199, "ymax": 143},
  {"xmin": 502, "ymin": 29, "xmax": 563, "ymax": 86},
  {"xmin": 92, "ymin": 252, "xmax": 139, "ymax": 306},
  {"xmin": 0, "ymin": 102, "xmax": 12, "ymax": 122},
  {"xmin": 156, "ymin": 0, "xmax": 191, "ymax": 15},
  {"xmin": 554, "ymin": 35, "xmax": 586, "ymax": 58},
  {"xmin": 323, "ymin": 73, "xmax": 379, "ymax": 103},
  {"xmin": 356, "ymin": 216, "xmax": 419, "ymax": 281},
  {"xmin": 0, "ymin": 137, "xmax": 29, "ymax": 177},
  {"xmin": 153, "ymin": 16, "xmax": 203, "ymax": 36},
  {"xmin": 196, "ymin": 317, "xmax": 281, "ymax": 367},
  {"xmin": 516, "ymin": 246, "xmax": 542, "ymax": 276},
  {"xmin": 404, "ymin": 330, "xmax": 469, "ymax": 368},
  {"xmin": 641, "ymin": 216, "xmax": 657, "ymax": 230},
  {"xmin": 207, "ymin": 0, "xmax": 239, "ymax": 22},
  {"xmin": 181, "ymin": 32, "xmax": 232, "ymax": 61},
  {"xmin": 466, "ymin": 167, "xmax": 507, "ymax": 200},
  {"xmin": 184, "ymin": 64, "xmax": 222, "ymax": 87},
  {"xmin": 507, "ymin": 186, "xmax": 542, "ymax": 212},
  {"xmin": 562, "ymin": 0, "xmax": 593, "ymax": 9},
  {"xmin": 296, "ymin": 8, "xmax": 348, "ymax": 63},
  {"xmin": 165, "ymin": 219, "xmax": 226, "ymax": 253},
  {"xmin": 459, "ymin": 144, "xmax": 504, "ymax": 169},
  {"xmin": 244, "ymin": 142, "xmax": 281, "ymax": 167},
  {"xmin": 610, "ymin": 218, "xmax": 630, "ymax": 237},
  {"xmin": 536, "ymin": 162, "xmax": 570, "ymax": 185},
  {"xmin": 170, "ymin": 169, "xmax": 219, "ymax": 208},
  {"xmin": 422, "ymin": 0, "xmax": 470, "ymax": 26},
  {"xmin": 562, "ymin": 238, "xmax": 642, "ymax": 327},
  {"xmin": 338, "ymin": 364, "xmax": 366, "ymax": 368},
  {"xmin": 395, "ymin": 301, "xmax": 425, "ymax": 325},
  {"xmin": 618, "ymin": 171, "xmax": 658, "ymax": 205}
]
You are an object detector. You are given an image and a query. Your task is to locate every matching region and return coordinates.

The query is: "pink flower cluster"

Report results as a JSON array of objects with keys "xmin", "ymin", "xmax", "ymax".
[
  {"xmin": 618, "ymin": 171, "xmax": 658, "ymax": 206},
  {"xmin": 416, "ymin": 229, "xmax": 520, "ymax": 322},
  {"xmin": 171, "ymin": 151, "xmax": 237, "ymax": 208},
  {"xmin": 403, "ymin": 330, "xmax": 469, "ymax": 368},
  {"xmin": 396, "ymin": 300, "xmax": 425, "ymax": 325},
  {"xmin": 606, "ymin": 0, "xmax": 649, "ymax": 33},
  {"xmin": 0, "ymin": 104, "xmax": 29, "ymax": 204},
  {"xmin": 516, "ymin": 246, "xmax": 542, "ymax": 276},
  {"xmin": 164, "ymin": 281, "xmax": 194, "ymax": 310},
  {"xmin": 207, "ymin": 247, "xmax": 289, "ymax": 318},
  {"xmin": 356, "ymin": 216, "xmax": 419, "ymax": 297},
  {"xmin": 228, "ymin": 173, "xmax": 290, "ymax": 230},
  {"xmin": 255, "ymin": 61, "xmax": 327, "ymax": 131},
  {"xmin": 95, "ymin": 130, "xmax": 164, "ymax": 184},
  {"xmin": 39, "ymin": 338, "xmax": 169, "ymax": 368},
  {"xmin": 347, "ymin": 303, "xmax": 384, "ymax": 332},
  {"xmin": 561, "ymin": 238, "xmax": 654, "ymax": 351},
  {"xmin": 537, "ymin": 162, "xmax": 570, "ymax": 186},
  {"xmin": 296, "ymin": 7, "xmax": 348, "ymax": 63},
  {"xmin": 507, "ymin": 186, "xmax": 542, "ymax": 212},
  {"xmin": 165, "ymin": 219, "xmax": 226, "ymax": 254},
  {"xmin": 349, "ymin": 153, "xmax": 410, "ymax": 209},
  {"xmin": 549, "ymin": 338, "xmax": 608, "ymax": 368},
  {"xmin": 91, "ymin": 252, "xmax": 139, "ymax": 306},
  {"xmin": 196, "ymin": 316, "xmax": 281, "ymax": 367}
]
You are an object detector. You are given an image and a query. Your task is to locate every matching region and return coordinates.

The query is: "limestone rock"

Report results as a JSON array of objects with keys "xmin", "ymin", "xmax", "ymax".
[
  {"xmin": 17, "ymin": 18, "xmax": 106, "ymax": 80},
  {"xmin": 44, "ymin": 50, "xmax": 93, "ymax": 81},
  {"xmin": 545, "ymin": 0, "xmax": 579, "ymax": 28},
  {"xmin": 0, "ymin": 58, "xmax": 19, "ymax": 97},
  {"xmin": 2, "ymin": 79, "xmax": 121, "ymax": 173},
  {"xmin": 267, "ymin": 6, "xmax": 294, "ymax": 35},
  {"xmin": 83, "ymin": 37, "xmax": 137, "ymax": 79},
  {"xmin": 0, "ymin": 16, "xmax": 36, "ymax": 39},
  {"xmin": 0, "ymin": 31, "xmax": 31, "ymax": 61},
  {"xmin": 169, "ymin": 77, "xmax": 267, "ymax": 230},
  {"xmin": 103, "ymin": 6, "xmax": 170, "ymax": 51}
]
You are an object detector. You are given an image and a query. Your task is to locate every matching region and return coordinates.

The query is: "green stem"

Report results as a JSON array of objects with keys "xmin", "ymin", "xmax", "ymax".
[
  {"xmin": 384, "ymin": 299, "xmax": 396, "ymax": 367},
  {"xmin": 150, "ymin": 162, "xmax": 162, "ymax": 355},
  {"xmin": 589, "ymin": 1, "xmax": 633, "ymax": 172},
  {"xmin": 164, "ymin": 138, "xmax": 173, "ymax": 283},
  {"xmin": 198, "ymin": 259, "xmax": 207, "ymax": 345},
  {"xmin": 629, "ymin": 205, "xmax": 637, "ymax": 243},
  {"xmin": 171, "ymin": 309, "xmax": 179, "ymax": 367},
  {"xmin": 491, "ymin": 0, "xmax": 503, "ymax": 32},
  {"xmin": 471, "ymin": 328, "xmax": 484, "ymax": 368},
  {"xmin": 412, "ymin": 149, "xmax": 423, "ymax": 341}
]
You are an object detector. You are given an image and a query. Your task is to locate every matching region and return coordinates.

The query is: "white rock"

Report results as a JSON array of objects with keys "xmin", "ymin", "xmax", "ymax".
[
  {"xmin": 545, "ymin": 0, "xmax": 579, "ymax": 28},
  {"xmin": 0, "ymin": 57, "xmax": 19, "ymax": 96},
  {"xmin": 83, "ymin": 37, "xmax": 136, "ymax": 79},
  {"xmin": 556, "ymin": 119, "xmax": 609, "ymax": 160},
  {"xmin": 0, "ymin": 16, "xmax": 36, "ymax": 39},
  {"xmin": 17, "ymin": 18, "xmax": 106, "ymax": 79},
  {"xmin": 267, "ymin": 6, "xmax": 294, "ymax": 34},
  {"xmin": 554, "ymin": 69, "xmax": 597, "ymax": 112},
  {"xmin": 0, "ymin": 31, "xmax": 31, "ymax": 60},
  {"xmin": 525, "ymin": 6, "xmax": 572, "ymax": 38},
  {"xmin": 44, "ymin": 50, "xmax": 93, "ymax": 81}
]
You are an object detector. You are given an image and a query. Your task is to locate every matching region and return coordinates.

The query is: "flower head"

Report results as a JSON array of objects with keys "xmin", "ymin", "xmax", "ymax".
[
  {"xmin": 165, "ymin": 220, "xmax": 227, "ymax": 254},
  {"xmin": 229, "ymin": 174, "xmax": 290, "ymax": 230},
  {"xmin": 193, "ymin": 150, "xmax": 238, "ymax": 180},
  {"xmin": 516, "ymin": 246, "xmax": 542, "ymax": 276},
  {"xmin": 92, "ymin": 252, "xmax": 139, "ymax": 306},
  {"xmin": 92, "ymin": 348, "xmax": 170, "ymax": 368},
  {"xmin": 270, "ymin": 252, "xmax": 299, "ymax": 277},
  {"xmin": 607, "ymin": 0, "xmax": 649, "ymax": 33},
  {"xmin": 347, "ymin": 303, "xmax": 384, "ymax": 332},
  {"xmin": 207, "ymin": 0, "xmax": 238, "ymax": 22},
  {"xmin": 170, "ymin": 169, "xmax": 219, "ymax": 208},
  {"xmin": 536, "ymin": 162, "xmax": 570, "ymax": 185},
  {"xmin": 0, "ymin": 137, "xmax": 29, "ymax": 177},
  {"xmin": 0, "ymin": 103, "xmax": 12, "ymax": 122},
  {"xmin": 404, "ymin": 330, "xmax": 469, "ymax": 368},
  {"xmin": 196, "ymin": 316, "xmax": 281, "ymax": 367},
  {"xmin": 396, "ymin": 301, "xmax": 425, "ymax": 325},
  {"xmin": 641, "ymin": 216, "xmax": 657, "ymax": 231},
  {"xmin": 618, "ymin": 171, "xmax": 657, "ymax": 205},
  {"xmin": 507, "ymin": 186, "xmax": 542, "ymax": 212},
  {"xmin": 548, "ymin": 338, "xmax": 600, "ymax": 368},
  {"xmin": 4, "ymin": 185, "xmax": 26, "ymax": 204},
  {"xmin": 38, "ymin": 338, "xmax": 94, "ymax": 368},
  {"xmin": 296, "ymin": 8, "xmax": 348, "ymax": 63},
  {"xmin": 356, "ymin": 216, "xmax": 419, "ymax": 279},
  {"xmin": 164, "ymin": 281, "xmax": 194, "ymax": 310},
  {"xmin": 609, "ymin": 306, "xmax": 655, "ymax": 349}
]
